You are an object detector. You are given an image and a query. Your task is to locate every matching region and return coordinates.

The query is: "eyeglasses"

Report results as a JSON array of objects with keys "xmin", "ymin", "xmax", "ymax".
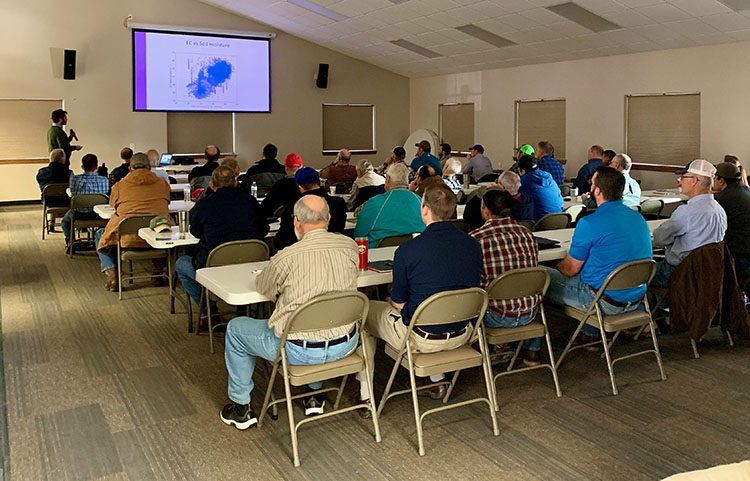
[{"xmin": 679, "ymin": 175, "xmax": 697, "ymax": 181}]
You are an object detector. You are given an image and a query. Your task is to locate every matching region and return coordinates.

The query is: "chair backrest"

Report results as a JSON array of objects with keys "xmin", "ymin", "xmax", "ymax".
[
  {"xmin": 485, "ymin": 267, "xmax": 550, "ymax": 301},
  {"xmin": 117, "ymin": 215, "xmax": 159, "ymax": 236},
  {"xmin": 206, "ymin": 239, "xmax": 270, "ymax": 267},
  {"xmin": 534, "ymin": 212, "xmax": 571, "ymax": 232},
  {"xmin": 559, "ymin": 184, "xmax": 571, "ymax": 196},
  {"xmin": 280, "ymin": 291, "xmax": 369, "ymax": 341},
  {"xmin": 594, "ymin": 259, "xmax": 656, "ymax": 300},
  {"xmin": 376, "ymin": 234, "xmax": 414, "ymax": 248},
  {"xmin": 452, "ymin": 219, "xmax": 470, "ymax": 233},
  {"xmin": 640, "ymin": 199, "xmax": 664, "ymax": 217},
  {"xmin": 70, "ymin": 193, "xmax": 109, "ymax": 210},
  {"xmin": 42, "ymin": 183, "xmax": 69, "ymax": 199},
  {"xmin": 190, "ymin": 175, "xmax": 211, "ymax": 191},
  {"xmin": 564, "ymin": 204, "xmax": 586, "ymax": 224},
  {"xmin": 519, "ymin": 220, "xmax": 535, "ymax": 232},
  {"xmin": 628, "ymin": 204, "xmax": 642, "ymax": 213},
  {"xmin": 410, "ymin": 288, "xmax": 489, "ymax": 327}
]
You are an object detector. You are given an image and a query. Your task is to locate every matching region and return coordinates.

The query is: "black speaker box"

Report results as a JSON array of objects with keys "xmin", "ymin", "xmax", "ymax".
[
  {"xmin": 316, "ymin": 63, "xmax": 329, "ymax": 89},
  {"xmin": 64, "ymin": 49, "xmax": 76, "ymax": 80}
]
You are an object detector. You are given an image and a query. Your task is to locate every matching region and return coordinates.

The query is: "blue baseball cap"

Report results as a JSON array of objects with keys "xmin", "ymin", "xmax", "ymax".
[{"xmin": 295, "ymin": 167, "xmax": 319, "ymax": 185}]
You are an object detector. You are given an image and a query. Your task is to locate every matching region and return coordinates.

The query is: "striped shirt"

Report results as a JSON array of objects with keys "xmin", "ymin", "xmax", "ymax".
[
  {"xmin": 470, "ymin": 217, "xmax": 540, "ymax": 314},
  {"xmin": 69, "ymin": 172, "xmax": 110, "ymax": 213},
  {"xmin": 443, "ymin": 176, "xmax": 461, "ymax": 194},
  {"xmin": 257, "ymin": 228, "xmax": 359, "ymax": 339}
]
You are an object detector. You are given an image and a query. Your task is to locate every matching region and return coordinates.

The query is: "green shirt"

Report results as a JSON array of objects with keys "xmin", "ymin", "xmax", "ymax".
[{"xmin": 47, "ymin": 125, "xmax": 72, "ymax": 162}]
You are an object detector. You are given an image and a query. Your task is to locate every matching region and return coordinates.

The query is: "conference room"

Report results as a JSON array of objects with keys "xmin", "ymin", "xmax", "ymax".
[{"xmin": 4, "ymin": 0, "xmax": 750, "ymax": 479}]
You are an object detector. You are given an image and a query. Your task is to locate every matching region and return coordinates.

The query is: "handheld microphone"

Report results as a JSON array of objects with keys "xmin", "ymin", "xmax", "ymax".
[{"xmin": 70, "ymin": 129, "xmax": 78, "ymax": 141}]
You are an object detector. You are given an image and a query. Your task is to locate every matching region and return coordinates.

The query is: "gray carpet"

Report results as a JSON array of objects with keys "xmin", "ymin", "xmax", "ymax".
[{"xmin": 1, "ymin": 205, "xmax": 749, "ymax": 481}]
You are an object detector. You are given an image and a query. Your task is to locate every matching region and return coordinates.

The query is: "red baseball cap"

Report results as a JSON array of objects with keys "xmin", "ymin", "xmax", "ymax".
[{"xmin": 285, "ymin": 153, "xmax": 303, "ymax": 168}]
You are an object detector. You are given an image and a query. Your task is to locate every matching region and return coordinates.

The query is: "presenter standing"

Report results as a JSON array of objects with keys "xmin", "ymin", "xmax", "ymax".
[{"xmin": 47, "ymin": 109, "xmax": 82, "ymax": 165}]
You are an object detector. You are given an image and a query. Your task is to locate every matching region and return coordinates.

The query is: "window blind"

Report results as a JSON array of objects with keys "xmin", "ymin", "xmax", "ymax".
[
  {"xmin": 439, "ymin": 103, "xmax": 474, "ymax": 152},
  {"xmin": 0, "ymin": 99, "xmax": 63, "ymax": 160},
  {"xmin": 516, "ymin": 99, "xmax": 566, "ymax": 160},
  {"xmin": 322, "ymin": 104, "xmax": 375, "ymax": 153}
]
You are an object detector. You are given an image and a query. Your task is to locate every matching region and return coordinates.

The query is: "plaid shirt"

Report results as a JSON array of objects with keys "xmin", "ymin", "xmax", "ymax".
[
  {"xmin": 69, "ymin": 173, "xmax": 110, "ymax": 213},
  {"xmin": 443, "ymin": 176, "xmax": 461, "ymax": 194},
  {"xmin": 537, "ymin": 155, "xmax": 565, "ymax": 185},
  {"xmin": 470, "ymin": 217, "xmax": 539, "ymax": 314}
]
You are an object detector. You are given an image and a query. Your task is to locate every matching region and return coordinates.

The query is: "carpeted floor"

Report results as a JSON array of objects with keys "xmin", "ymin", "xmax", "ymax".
[{"xmin": 1, "ymin": 205, "xmax": 749, "ymax": 481}]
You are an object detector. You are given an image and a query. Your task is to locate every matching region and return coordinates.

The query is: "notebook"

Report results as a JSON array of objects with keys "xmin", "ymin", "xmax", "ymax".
[
  {"xmin": 535, "ymin": 236, "xmax": 561, "ymax": 250},
  {"xmin": 368, "ymin": 260, "xmax": 394, "ymax": 273}
]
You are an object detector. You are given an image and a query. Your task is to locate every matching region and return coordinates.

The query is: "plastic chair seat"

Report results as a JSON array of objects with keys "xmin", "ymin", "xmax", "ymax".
[
  {"xmin": 485, "ymin": 322, "xmax": 545, "ymax": 344},
  {"xmin": 564, "ymin": 305, "xmax": 651, "ymax": 332},
  {"xmin": 121, "ymin": 249, "xmax": 167, "ymax": 261},
  {"xmin": 384, "ymin": 343, "xmax": 482, "ymax": 377}
]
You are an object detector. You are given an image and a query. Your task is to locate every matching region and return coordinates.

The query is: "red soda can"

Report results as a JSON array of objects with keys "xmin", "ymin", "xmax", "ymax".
[{"xmin": 356, "ymin": 237, "xmax": 369, "ymax": 270}]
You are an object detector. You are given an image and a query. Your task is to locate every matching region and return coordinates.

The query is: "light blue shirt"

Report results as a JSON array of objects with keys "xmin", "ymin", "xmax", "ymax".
[
  {"xmin": 653, "ymin": 193, "xmax": 727, "ymax": 266},
  {"xmin": 622, "ymin": 171, "xmax": 641, "ymax": 206},
  {"xmin": 153, "ymin": 169, "xmax": 170, "ymax": 184}
]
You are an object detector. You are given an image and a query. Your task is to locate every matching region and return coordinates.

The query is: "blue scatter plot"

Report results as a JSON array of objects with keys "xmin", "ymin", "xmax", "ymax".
[{"xmin": 187, "ymin": 58, "xmax": 233, "ymax": 99}]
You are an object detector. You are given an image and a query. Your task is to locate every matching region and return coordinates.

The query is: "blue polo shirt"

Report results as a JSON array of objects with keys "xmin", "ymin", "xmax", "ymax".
[
  {"xmin": 410, "ymin": 152, "xmax": 443, "ymax": 176},
  {"xmin": 390, "ymin": 221, "xmax": 482, "ymax": 333},
  {"xmin": 568, "ymin": 200, "xmax": 653, "ymax": 302}
]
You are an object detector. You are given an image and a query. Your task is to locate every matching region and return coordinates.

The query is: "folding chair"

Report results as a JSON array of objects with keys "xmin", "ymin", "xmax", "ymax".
[
  {"xmin": 197, "ymin": 239, "xmax": 270, "ymax": 353},
  {"xmin": 559, "ymin": 184, "xmax": 571, "ymax": 196},
  {"xmin": 68, "ymin": 193, "xmax": 109, "ymax": 257},
  {"xmin": 533, "ymin": 212, "xmax": 571, "ymax": 232},
  {"xmin": 628, "ymin": 204, "xmax": 642, "ymax": 213},
  {"xmin": 555, "ymin": 259, "xmax": 666, "ymax": 395},
  {"xmin": 41, "ymin": 183, "xmax": 69, "ymax": 239},
  {"xmin": 377, "ymin": 288, "xmax": 499, "ymax": 456},
  {"xmin": 640, "ymin": 199, "xmax": 664, "ymax": 220},
  {"xmin": 484, "ymin": 268, "xmax": 561, "ymax": 410},
  {"xmin": 519, "ymin": 220, "xmax": 535, "ymax": 231},
  {"xmin": 564, "ymin": 204, "xmax": 586, "ymax": 226},
  {"xmin": 375, "ymin": 234, "xmax": 414, "ymax": 248},
  {"xmin": 258, "ymin": 291, "xmax": 380, "ymax": 467},
  {"xmin": 116, "ymin": 215, "xmax": 169, "ymax": 300}
]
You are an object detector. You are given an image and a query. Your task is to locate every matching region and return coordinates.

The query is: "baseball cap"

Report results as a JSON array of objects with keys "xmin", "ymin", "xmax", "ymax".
[
  {"xmin": 295, "ymin": 167, "xmax": 319, "ymax": 185},
  {"xmin": 676, "ymin": 159, "xmax": 716, "ymax": 177},
  {"xmin": 149, "ymin": 215, "xmax": 173, "ymax": 233},
  {"xmin": 415, "ymin": 140, "xmax": 431, "ymax": 151},
  {"xmin": 469, "ymin": 144, "xmax": 485, "ymax": 153},
  {"xmin": 393, "ymin": 146, "xmax": 406, "ymax": 158},
  {"xmin": 285, "ymin": 153, "xmax": 303, "ymax": 168},
  {"xmin": 517, "ymin": 144, "xmax": 535, "ymax": 156},
  {"xmin": 716, "ymin": 162, "xmax": 741, "ymax": 180}
]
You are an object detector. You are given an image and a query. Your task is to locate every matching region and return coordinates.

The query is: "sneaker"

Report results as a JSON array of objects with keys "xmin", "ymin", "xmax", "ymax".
[
  {"xmin": 220, "ymin": 403, "xmax": 257, "ymax": 430},
  {"xmin": 522, "ymin": 350, "xmax": 541, "ymax": 367},
  {"xmin": 303, "ymin": 392, "xmax": 326, "ymax": 416}
]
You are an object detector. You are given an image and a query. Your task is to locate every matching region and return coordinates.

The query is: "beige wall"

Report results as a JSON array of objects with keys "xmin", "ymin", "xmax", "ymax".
[
  {"xmin": 410, "ymin": 41, "xmax": 750, "ymax": 190},
  {"xmin": 0, "ymin": 0, "xmax": 409, "ymax": 202}
]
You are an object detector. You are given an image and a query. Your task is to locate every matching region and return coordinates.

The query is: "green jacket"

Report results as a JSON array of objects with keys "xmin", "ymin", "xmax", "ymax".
[{"xmin": 47, "ymin": 125, "xmax": 73, "ymax": 163}]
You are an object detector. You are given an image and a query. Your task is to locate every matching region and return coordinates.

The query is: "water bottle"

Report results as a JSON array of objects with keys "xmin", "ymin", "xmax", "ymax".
[
  {"xmin": 183, "ymin": 186, "xmax": 191, "ymax": 201},
  {"xmin": 251, "ymin": 181, "xmax": 258, "ymax": 198},
  {"xmin": 97, "ymin": 163, "xmax": 108, "ymax": 178}
]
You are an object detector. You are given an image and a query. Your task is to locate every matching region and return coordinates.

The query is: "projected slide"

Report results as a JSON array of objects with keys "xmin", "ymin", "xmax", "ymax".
[{"xmin": 133, "ymin": 30, "xmax": 270, "ymax": 112}]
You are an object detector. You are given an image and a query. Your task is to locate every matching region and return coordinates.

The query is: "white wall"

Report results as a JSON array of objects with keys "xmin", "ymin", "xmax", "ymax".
[
  {"xmin": 410, "ymin": 41, "xmax": 750, "ymax": 190},
  {"xmin": 0, "ymin": 0, "xmax": 410, "ymax": 201}
]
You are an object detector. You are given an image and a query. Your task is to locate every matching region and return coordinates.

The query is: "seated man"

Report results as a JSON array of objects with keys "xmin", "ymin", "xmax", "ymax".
[
  {"xmin": 518, "ymin": 155, "xmax": 563, "ymax": 222},
  {"xmin": 193, "ymin": 156, "xmax": 241, "ymax": 203},
  {"xmin": 240, "ymin": 143, "xmax": 286, "ymax": 192},
  {"xmin": 535, "ymin": 141, "xmax": 564, "ymax": 186},
  {"xmin": 545, "ymin": 166, "xmax": 653, "ymax": 346},
  {"xmin": 176, "ymin": 166, "xmax": 269, "ymax": 307},
  {"xmin": 714, "ymin": 162, "xmax": 750, "ymax": 279},
  {"xmin": 442, "ymin": 158, "xmax": 462, "ymax": 194},
  {"xmin": 95, "ymin": 153, "xmax": 170, "ymax": 291},
  {"xmin": 609, "ymin": 153, "xmax": 640, "ymax": 206},
  {"xmin": 573, "ymin": 145, "xmax": 604, "ymax": 194},
  {"xmin": 146, "ymin": 149, "xmax": 170, "ymax": 184},
  {"xmin": 36, "ymin": 148, "xmax": 72, "ymax": 208},
  {"xmin": 62, "ymin": 153, "xmax": 110, "ymax": 246},
  {"xmin": 376, "ymin": 146, "xmax": 407, "ymax": 176},
  {"xmin": 220, "ymin": 196, "xmax": 360, "ymax": 428},
  {"xmin": 602, "ymin": 149, "xmax": 616, "ymax": 167},
  {"xmin": 354, "ymin": 163, "xmax": 425, "ymax": 247},
  {"xmin": 347, "ymin": 159, "xmax": 385, "ymax": 211},
  {"xmin": 497, "ymin": 170, "xmax": 534, "ymax": 223},
  {"xmin": 110, "ymin": 147, "xmax": 134, "ymax": 184},
  {"xmin": 319, "ymin": 149, "xmax": 357, "ymax": 192},
  {"xmin": 463, "ymin": 144, "xmax": 494, "ymax": 183},
  {"xmin": 410, "ymin": 140, "xmax": 442, "ymax": 176},
  {"xmin": 470, "ymin": 190, "xmax": 541, "ymax": 366},
  {"xmin": 652, "ymin": 159, "xmax": 727, "ymax": 288},
  {"xmin": 409, "ymin": 164, "xmax": 437, "ymax": 197},
  {"xmin": 188, "ymin": 144, "xmax": 221, "ymax": 185},
  {"xmin": 357, "ymin": 182, "xmax": 482, "ymax": 402},
  {"xmin": 274, "ymin": 168, "xmax": 346, "ymax": 251},
  {"xmin": 260, "ymin": 153, "xmax": 303, "ymax": 218}
]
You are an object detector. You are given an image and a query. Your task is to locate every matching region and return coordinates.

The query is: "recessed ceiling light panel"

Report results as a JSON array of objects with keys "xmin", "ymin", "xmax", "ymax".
[
  {"xmin": 287, "ymin": 0, "xmax": 348, "ymax": 21},
  {"xmin": 546, "ymin": 2, "xmax": 620, "ymax": 33},
  {"xmin": 455, "ymin": 24, "xmax": 517, "ymax": 48},
  {"xmin": 390, "ymin": 39, "xmax": 443, "ymax": 58}
]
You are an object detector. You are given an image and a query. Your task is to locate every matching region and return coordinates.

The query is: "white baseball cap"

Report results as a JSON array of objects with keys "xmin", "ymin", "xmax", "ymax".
[{"xmin": 682, "ymin": 159, "xmax": 716, "ymax": 178}]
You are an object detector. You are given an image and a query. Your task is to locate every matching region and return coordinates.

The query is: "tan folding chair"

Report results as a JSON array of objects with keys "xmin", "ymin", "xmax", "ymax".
[
  {"xmin": 628, "ymin": 204, "xmax": 642, "ymax": 213},
  {"xmin": 564, "ymin": 204, "xmax": 586, "ymax": 225},
  {"xmin": 68, "ymin": 193, "xmax": 109, "ymax": 257},
  {"xmin": 519, "ymin": 220, "xmax": 535, "ymax": 231},
  {"xmin": 116, "ymin": 215, "xmax": 169, "ymax": 300},
  {"xmin": 555, "ymin": 259, "xmax": 666, "ymax": 395},
  {"xmin": 41, "ymin": 183, "xmax": 69, "ymax": 239},
  {"xmin": 197, "ymin": 239, "xmax": 270, "ymax": 353},
  {"xmin": 377, "ymin": 288, "xmax": 499, "ymax": 456},
  {"xmin": 640, "ymin": 199, "xmax": 664, "ymax": 220},
  {"xmin": 451, "ymin": 219, "xmax": 470, "ymax": 233},
  {"xmin": 533, "ymin": 212, "xmax": 571, "ymax": 232},
  {"xmin": 559, "ymin": 184, "xmax": 571, "ymax": 196},
  {"xmin": 375, "ymin": 234, "xmax": 414, "ymax": 248},
  {"xmin": 257, "ymin": 291, "xmax": 380, "ymax": 467},
  {"xmin": 484, "ymin": 268, "xmax": 561, "ymax": 410}
]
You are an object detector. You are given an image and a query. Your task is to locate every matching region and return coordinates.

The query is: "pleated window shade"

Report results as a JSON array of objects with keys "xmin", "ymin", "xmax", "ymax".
[
  {"xmin": 0, "ymin": 99, "xmax": 63, "ymax": 160},
  {"xmin": 516, "ymin": 99, "xmax": 566, "ymax": 160},
  {"xmin": 439, "ymin": 103, "xmax": 474, "ymax": 152},
  {"xmin": 626, "ymin": 94, "xmax": 700, "ymax": 166},
  {"xmin": 322, "ymin": 104, "xmax": 375, "ymax": 152},
  {"xmin": 167, "ymin": 112, "xmax": 233, "ymax": 154}
]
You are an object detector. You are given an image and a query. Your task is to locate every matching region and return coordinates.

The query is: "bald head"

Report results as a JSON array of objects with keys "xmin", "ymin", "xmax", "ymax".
[
  {"xmin": 146, "ymin": 149, "xmax": 160, "ymax": 167},
  {"xmin": 337, "ymin": 149, "xmax": 351, "ymax": 164},
  {"xmin": 204, "ymin": 145, "xmax": 220, "ymax": 162},
  {"xmin": 293, "ymin": 195, "xmax": 330, "ymax": 238}
]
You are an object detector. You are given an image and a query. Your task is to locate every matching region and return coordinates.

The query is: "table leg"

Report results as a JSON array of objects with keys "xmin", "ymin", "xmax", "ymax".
[{"xmin": 169, "ymin": 248, "xmax": 176, "ymax": 315}]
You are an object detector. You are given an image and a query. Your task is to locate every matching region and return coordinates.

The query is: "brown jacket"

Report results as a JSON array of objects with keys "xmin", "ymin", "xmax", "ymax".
[
  {"xmin": 319, "ymin": 163, "xmax": 357, "ymax": 190},
  {"xmin": 668, "ymin": 241, "xmax": 750, "ymax": 341},
  {"xmin": 97, "ymin": 169, "xmax": 170, "ymax": 252}
]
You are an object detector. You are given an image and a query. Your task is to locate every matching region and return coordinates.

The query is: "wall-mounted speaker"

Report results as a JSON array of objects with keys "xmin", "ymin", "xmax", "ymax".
[
  {"xmin": 316, "ymin": 63, "xmax": 329, "ymax": 89},
  {"xmin": 63, "ymin": 49, "xmax": 76, "ymax": 80}
]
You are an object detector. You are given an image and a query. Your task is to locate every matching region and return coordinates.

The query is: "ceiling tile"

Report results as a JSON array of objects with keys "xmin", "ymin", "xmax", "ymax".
[
  {"xmin": 701, "ymin": 12, "xmax": 750, "ymax": 31},
  {"xmin": 667, "ymin": 0, "xmax": 733, "ymax": 16},
  {"xmin": 635, "ymin": 3, "xmax": 692, "ymax": 22}
]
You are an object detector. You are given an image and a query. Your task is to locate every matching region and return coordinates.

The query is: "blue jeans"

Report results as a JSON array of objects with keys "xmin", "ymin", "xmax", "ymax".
[
  {"xmin": 651, "ymin": 259, "xmax": 676, "ymax": 289},
  {"xmin": 95, "ymin": 228, "xmax": 116, "ymax": 272},
  {"xmin": 544, "ymin": 267, "xmax": 642, "ymax": 338},
  {"xmin": 176, "ymin": 255, "xmax": 202, "ymax": 305},
  {"xmin": 225, "ymin": 316, "xmax": 359, "ymax": 405},
  {"xmin": 484, "ymin": 309, "xmax": 541, "ymax": 351}
]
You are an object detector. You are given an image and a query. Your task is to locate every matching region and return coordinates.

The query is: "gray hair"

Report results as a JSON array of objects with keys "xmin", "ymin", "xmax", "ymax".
[
  {"xmin": 49, "ymin": 148, "xmax": 66, "ymax": 164},
  {"xmin": 444, "ymin": 158, "xmax": 462, "ymax": 176},
  {"xmin": 498, "ymin": 170, "xmax": 521, "ymax": 195},
  {"xmin": 611, "ymin": 153, "xmax": 632, "ymax": 172},
  {"xmin": 698, "ymin": 174, "xmax": 713, "ymax": 191},
  {"xmin": 130, "ymin": 152, "xmax": 150, "ymax": 170},
  {"xmin": 146, "ymin": 149, "xmax": 160, "ymax": 167},
  {"xmin": 386, "ymin": 162, "xmax": 409, "ymax": 186},
  {"xmin": 293, "ymin": 196, "xmax": 330, "ymax": 226},
  {"xmin": 356, "ymin": 159, "xmax": 374, "ymax": 175}
]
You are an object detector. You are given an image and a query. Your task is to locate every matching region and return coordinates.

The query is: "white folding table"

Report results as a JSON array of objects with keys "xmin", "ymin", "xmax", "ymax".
[{"xmin": 94, "ymin": 200, "xmax": 195, "ymax": 220}]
